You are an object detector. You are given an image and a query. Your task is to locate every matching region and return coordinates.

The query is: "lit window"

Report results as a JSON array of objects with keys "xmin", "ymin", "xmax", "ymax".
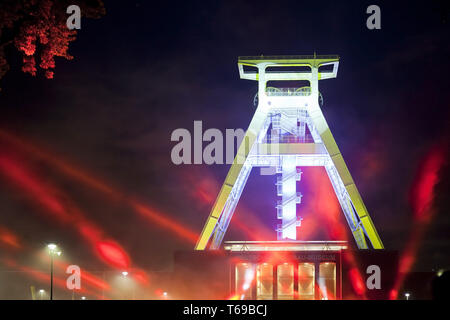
[
  {"xmin": 319, "ymin": 262, "xmax": 336, "ymax": 300},
  {"xmin": 298, "ymin": 263, "xmax": 315, "ymax": 300},
  {"xmin": 277, "ymin": 263, "xmax": 294, "ymax": 299},
  {"xmin": 256, "ymin": 263, "xmax": 273, "ymax": 300},
  {"xmin": 235, "ymin": 263, "xmax": 254, "ymax": 299}
]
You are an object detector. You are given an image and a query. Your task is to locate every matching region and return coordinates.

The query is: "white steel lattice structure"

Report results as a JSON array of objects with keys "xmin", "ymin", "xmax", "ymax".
[{"xmin": 195, "ymin": 55, "xmax": 383, "ymax": 250}]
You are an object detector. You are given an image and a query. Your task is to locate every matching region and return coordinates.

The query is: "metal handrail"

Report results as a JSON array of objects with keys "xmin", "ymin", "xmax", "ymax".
[
  {"xmin": 239, "ymin": 54, "xmax": 339, "ymax": 60},
  {"xmin": 265, "ymin": 88, "xmax": 311, "ymax": 96},
  {"xmin": 265, "ymin": 135, "xmax": 315, "ymax": 144}
]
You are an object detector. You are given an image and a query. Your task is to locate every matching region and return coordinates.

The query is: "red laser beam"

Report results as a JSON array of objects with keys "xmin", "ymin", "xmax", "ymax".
[
  {"xmin": 51, "ymin": 259, "xmax": 110, "ymax": 292},
  {"xmin": 409, "ymin": 145, "xmax": 446, "ymax": 223},
  {"xmin": 96, "ymin": 240, "xmax": 131, "ymax": 270},
  {"xmin": 0, "ymin": 155, "xmax": 72, "ymax": 223},
  {"xmin": 180, "ymin": 167, "xmax": 274, "ymax": 241},
  {"xmin": 0, "ymin": 225, "xmax": 22, "ymax": 249},
  {"xmin": 132, "ymin": 268, "xmax": 150, "ymax": 286},
  {"xmin": 348, "ymin": 267, "xmax": 366, "ymax": 296},
  {"xmin": 130, "ymin": 201, "xmax": 199, "ymax": 244},
  {"xmin": 301, "ymin": 167, "xmax": 367, "ymax": 299},
  {"xmin": 390, "ymin": 144, "xmax": 446, "ymax": 299},
  {"xmin": 0, "ymin": 153, "xmax": 135, "ymax": 271},
  {"xmin": 0, "ymin": 130, "xmax": 201, "ymax": 245},
  {"xmin": 0, "ymin": 130, "xmax": 120, "ymax": 199}
]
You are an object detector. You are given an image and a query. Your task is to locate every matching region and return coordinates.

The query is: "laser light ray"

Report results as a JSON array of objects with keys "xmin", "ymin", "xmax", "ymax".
[
  {"xmin": 0, "ymin": 153, "xmax": 135, "ymax": 271},
  {"xmin": 0, "ymin": 225, "xmax": 22, "ymax": 249},
  {"xmin": 390, "ymin": 144, "xmax": 446, "ymax": 299},
  {"xmin": 130, "ymin": 201, "xmax": 199, "ymax": 244},
  {"xmin": 0, "ymin": 131, "xmax": 201, "ymax": 245},
  {"xmin": 96, "ymin": 240, "xmax": 131, "ymax": 270},
  {"xmin": 180, "ymin": 167, "xmax": 274, "ymax": 240}
]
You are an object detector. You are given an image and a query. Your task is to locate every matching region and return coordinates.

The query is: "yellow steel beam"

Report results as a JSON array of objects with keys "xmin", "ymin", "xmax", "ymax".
[
  {"xmin": 195, "ymin": 106, "xmax": 269, "ymax": 250},
  {"xmin": 238, "ymin": 55, "xmax": 339, "ymax": 67},
  {"xmin": 307, "ymin": 104, "xmax": 384, "ymax": 249}
]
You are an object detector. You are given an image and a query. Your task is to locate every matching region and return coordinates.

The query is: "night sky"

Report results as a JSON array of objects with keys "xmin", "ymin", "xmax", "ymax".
[{"xmin": 0, "ymin": 0, "xmax": 449, "ymax": 298}]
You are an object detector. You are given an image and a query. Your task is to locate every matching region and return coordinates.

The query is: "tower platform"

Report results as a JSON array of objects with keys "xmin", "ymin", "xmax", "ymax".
[{"xmin": 223, "ymin": 240, "xmax": 348, "ymax": 252}]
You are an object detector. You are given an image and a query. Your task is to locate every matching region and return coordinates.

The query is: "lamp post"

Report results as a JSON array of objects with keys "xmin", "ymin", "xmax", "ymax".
[
  {"xmin": 121, "ymin": 271, "xmax": 136, "ymax": 299},
  {"xmin": 405, "ymin": 293, "xmax": 410, "ymax": 300},
  {"xmin": 47, "ymin": 243, "xmax": 61, "ymax": 300}
]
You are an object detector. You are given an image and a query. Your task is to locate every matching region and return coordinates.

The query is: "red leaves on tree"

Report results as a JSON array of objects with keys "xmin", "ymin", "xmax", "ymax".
[{"xmin": 0, "ymin": 0, "xmax": 104, "ymax": 82}]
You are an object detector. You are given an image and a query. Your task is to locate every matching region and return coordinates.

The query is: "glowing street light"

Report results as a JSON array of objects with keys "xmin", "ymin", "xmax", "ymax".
[
  {"xmin": 405, "ymin": 293, "xmax": 410, "ymax": 300},
  {"xmin": 39, "ymin": 289, "xmax": 45, "ymax": 300},
  {"xmin": 47, "ymin": 243, "xmax": 62, "ymax": 300},
  {"xmin": 120, "ymin": 271, "xmax": 137, "ymax": 299},
  {"xmin": 81, "ymin": 296, "xmax": 86, "ymax": 300}
]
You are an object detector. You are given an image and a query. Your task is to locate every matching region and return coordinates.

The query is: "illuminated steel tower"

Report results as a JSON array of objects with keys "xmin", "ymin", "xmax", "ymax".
[{"xmin": 195, "ymin": 55, "xmax": 383, "ymax": 250}]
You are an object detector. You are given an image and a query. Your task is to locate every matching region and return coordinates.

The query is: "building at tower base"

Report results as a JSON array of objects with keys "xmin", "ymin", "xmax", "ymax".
[{"xmin": 171, "ymin": 244, "xmax": 398, "ymax": 300}]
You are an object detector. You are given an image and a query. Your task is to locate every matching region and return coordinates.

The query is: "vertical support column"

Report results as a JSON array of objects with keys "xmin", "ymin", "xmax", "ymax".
[
  {"xmin": 271, "ymin": 113, "xmax": 281, "ymax": 144},
  {"xmin": 230, "ymin": 262, "xmax": 235, "ymax": 297},
  {"xmin": 293, "ymin": 262, "xmax": 299, "ymax": 300},
  {"xmin": 280, "ymin": 156, "xmax": 297, "ymax": 240},
  {"xmin": 273, "ymin": 264, "xmax": 278, "ymax": 300},
  {"xmin": 314, "ymin": 262, "xmax": 320, "ymax": 300},
  {"xmin": 257, "ymin": 63, "xmax": 268, "ymax": 112},
  {"xmin": 251, "ymin": 267, "xmax": 257, "ymax": 300},
  {"xmin": 339, "ymin": 251, "xmax": 343, "ymax": 300},
  {"xmin": 298, "ymin": 110, "xmax": 306, "ymax": 143}
]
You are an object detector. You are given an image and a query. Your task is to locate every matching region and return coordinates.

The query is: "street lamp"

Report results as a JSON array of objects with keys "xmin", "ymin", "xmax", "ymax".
[
  {"xmin": 39, "ymin": 289, "xmax": 45, "ymax": 300},
  {"xmin": 405, "ymin": 293, "xmax": 410, "ymax": 300},
  {"xmin": 121, "ymin": 271, "xmax": 137, "ymax": 299},
  {"xmin": 47, "ymin": 243, "xmax": 61, "ymax": 300}
]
